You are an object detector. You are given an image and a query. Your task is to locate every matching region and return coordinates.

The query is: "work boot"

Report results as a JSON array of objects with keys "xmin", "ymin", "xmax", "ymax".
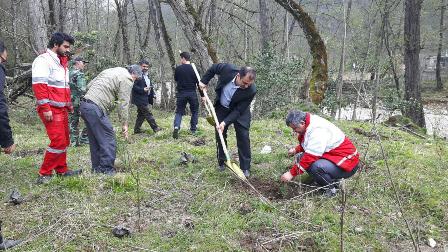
[
  {"xmin": 217, "ymin": 164, "xmax": 225, "ymax": 172},
  {"xmin": 243, "ymin": 170, "xmax": 250, "ymax": 178},
  {"xmin": 324, "ymin": 188, "xmax": 337, "ymax": 198},
  {"xmin": 57, "ymin": 169, "xmax": 83, "ymax": 177},
  {"xmin": 133, "ymin": 129, "xmax": 143, "ymax": 134},
  {"xmin": 79, "ymin": 137, "xmax": 89, "ymax": 145},
  {"xmin": 172, "ymin": 127, "xmax": 179, "ymax": 139},
  {"xmin": 36, "ymin": 175, "xmax": 53, "ymax": 184},
  {"xmin": 153, "ymin": 127, "xmax": 162, "ymax": 133}
]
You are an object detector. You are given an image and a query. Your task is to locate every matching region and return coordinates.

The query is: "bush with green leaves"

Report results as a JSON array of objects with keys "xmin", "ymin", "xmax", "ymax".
[{"xmin": 249, "ymin": 48, "xmax": 306, "ymax": 118}]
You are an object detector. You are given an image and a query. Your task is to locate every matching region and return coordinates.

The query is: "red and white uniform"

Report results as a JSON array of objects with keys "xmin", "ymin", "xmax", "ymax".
[
  {"xmin": 32, "ymin": 49, "xmax": 71, "ymax": 176},
  {"xmin": 290, "ymin": 113, "xmax": 359, "ymax": 177}
]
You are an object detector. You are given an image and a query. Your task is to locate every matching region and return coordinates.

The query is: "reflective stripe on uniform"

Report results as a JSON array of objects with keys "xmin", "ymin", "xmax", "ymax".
[
  {"xmin": 32, "ymin": 77, "xmax": 49, "ymax": 84},
  {"xmin": 36, "ymin": 100, "xmax": 69, "ymax": 107},
  {"xmin": 47, "ymin": 80, "xmax": 67, "ymax": 88},
  {"xmin": 37, "ymin": 99, "xmax": 50, "ymax": 105},
  {"xmin": 337, "ymin": 150, "xmax": 358, "ymax": 166},
  {"xmin": 47, "ymin": 147, "xmax": 66, "ymax": 154}
]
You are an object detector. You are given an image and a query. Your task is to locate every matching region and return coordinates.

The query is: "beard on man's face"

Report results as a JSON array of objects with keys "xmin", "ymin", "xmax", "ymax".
[{"xmin": 56, "ymin": 47, "xmax": 70, "ymax": 57}]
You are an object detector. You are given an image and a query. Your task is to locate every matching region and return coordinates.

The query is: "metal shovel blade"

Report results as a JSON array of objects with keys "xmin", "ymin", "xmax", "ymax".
[
  {"xmin": 206, "ymin": 116, "xmax": 215, "ymax": 126},
  {"xmin": 225, "ymin": 160, "xmax": 247, "ymax": 181}
]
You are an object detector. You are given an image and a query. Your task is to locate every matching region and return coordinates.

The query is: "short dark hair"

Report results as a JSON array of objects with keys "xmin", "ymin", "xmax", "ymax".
[
  {"xmin": 239, "ymin": 66, "xmax": 256, "ymax": 80},
  {"xmin": 180, "ymin": 52, "xmax": 191, "ymax": 61},
  {"xmin": 47, "ymin": 32, "xmax": 75, "ymax": 49},
  {"xmin": 139, "ymin": 59, "xmax": 150, "ymax": 65},
  {"xmin": 285, "ymin": 110, "xmax": 307, "ymax": 127},
  {"xmin": 0, "ymin": 40, "xmax": 6, "ymax": 54}
]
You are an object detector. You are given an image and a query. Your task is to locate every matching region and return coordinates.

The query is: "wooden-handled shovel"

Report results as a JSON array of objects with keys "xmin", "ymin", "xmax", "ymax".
[{"xmin": 191, "ymin": 63, "xmax": 247, "ymax": 181}]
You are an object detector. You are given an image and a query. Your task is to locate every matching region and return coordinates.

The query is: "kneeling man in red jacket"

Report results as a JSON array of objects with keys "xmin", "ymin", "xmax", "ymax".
[{"xmin": 281, "ymin": 110, "xmax": 359, "ymax": 197}]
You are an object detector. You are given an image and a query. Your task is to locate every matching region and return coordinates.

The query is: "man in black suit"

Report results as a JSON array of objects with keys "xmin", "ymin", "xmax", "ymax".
[
  {"xmin": 132, "ymin": 59, "xmax": 161, "ymax": 134},
  {"xmin": 199, "ymin": 63, "xmax": 256, "ymax": 177}
]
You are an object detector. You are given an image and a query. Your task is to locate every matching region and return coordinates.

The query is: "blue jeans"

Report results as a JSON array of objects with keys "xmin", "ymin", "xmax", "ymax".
[
  {"xmin": 174, "ymin": 91, "xmax": 199, "ymax": 131},
  {"xmin": 307, "ymin": 159, "xmax": 359, "ymax": 189}
]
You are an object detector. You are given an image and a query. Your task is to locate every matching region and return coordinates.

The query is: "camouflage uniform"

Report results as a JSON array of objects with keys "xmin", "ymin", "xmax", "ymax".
[{"xmin": 69, "ymin": 67, "xmax": 89, "ymax": 146}]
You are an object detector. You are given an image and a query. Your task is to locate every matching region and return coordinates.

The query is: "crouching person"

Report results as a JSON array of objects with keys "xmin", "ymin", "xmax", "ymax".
[{"xmin": 280, "ymin": 110, "xmax": 359, "ymax": 197}]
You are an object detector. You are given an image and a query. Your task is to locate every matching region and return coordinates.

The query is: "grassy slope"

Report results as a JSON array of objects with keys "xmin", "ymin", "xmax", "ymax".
[{"xmin": 0, "ymin": 105, "xmax": 447, "ymax": 251}]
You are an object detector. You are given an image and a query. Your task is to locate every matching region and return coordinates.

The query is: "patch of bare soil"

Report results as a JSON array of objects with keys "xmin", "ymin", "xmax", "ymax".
[
  {"xmin": 190, "ymin": 138, "xmax": 206, "ymax": 146},
  {"xmin": 240, "ymin": 230, "xmax": 316, "ymax": 251},
  {"xmin": 239, "ymin": 178, "xmax": 307, "ymax": 200}
]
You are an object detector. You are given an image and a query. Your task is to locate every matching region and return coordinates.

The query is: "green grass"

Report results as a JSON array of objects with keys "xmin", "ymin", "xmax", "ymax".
[{"xmin": 0, "ymin": 104, "xmax": 447, "ymax": 251}]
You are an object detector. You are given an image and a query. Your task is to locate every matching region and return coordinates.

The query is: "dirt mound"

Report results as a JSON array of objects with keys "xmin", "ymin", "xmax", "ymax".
[
  {"xmin": 242, "ymin": 178, "xmax": 306, "ymax": 200},
  {"xmin": 190, "ymin": 138, "xmax": 206, "ymax": 146}
]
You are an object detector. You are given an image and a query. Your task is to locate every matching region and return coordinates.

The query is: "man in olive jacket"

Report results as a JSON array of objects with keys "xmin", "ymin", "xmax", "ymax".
[
  {"xmin": 80, "ymin": 65, "xmax": 142, "ymax": 175},
  {"xmin": 199, "ymin": 63, "xmax": 256, "ymax": 177}
]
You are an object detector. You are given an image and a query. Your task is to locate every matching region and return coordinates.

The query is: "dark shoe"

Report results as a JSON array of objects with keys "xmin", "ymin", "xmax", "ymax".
[
  {"xmin": 153, "ymin": 127, "xmax": 162, "ymax": 133},
  {"xmin": 57, "ymin": 169, "xmax": 83, "ymax": 177},
  {"xmin": 190, "ymin": 129, "xmax": 197, "ymax": 135},
  {"xmin": 133, "ymin": 129, "xmax": 143, "ymax": 134},
  {"xmin": 36, "ymin": 175, "xmax": 53, "ymax": 184},
  {"xmin": 218, "ymin": 164, "xmax": 225, "ymax": 172},
  {"xmin": 172, "ymin": 128, "xmax": 179, "ymax": 139},
  {"xmin": 79, "ymin": 138, "xmax": 89, "ymax": 145},
  {"xmin": 243, "ymin": 170, "xmax": 250, "ymax": 178},
  {"xmin": 324, "ymin": 188, "xmax": 337, "ymax": 198}
]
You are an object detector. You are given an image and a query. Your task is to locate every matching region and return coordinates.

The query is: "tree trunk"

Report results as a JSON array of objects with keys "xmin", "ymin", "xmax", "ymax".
[
  {"xmin": 28, "ymin": 0, "xmax": 49, "ymax": 54},
  {"xmin": 130, "ymin": 0, "xmax": 145, "ymax": 58},
  {"xmin": 404, "ymin": 0, "xmax": 425, "ymax": 127},
  {"xmin": 113, "ymin": 27, "xmax": 121, "ymax": 59},
  {"xmin": 11, "ymin": 0, "xmax": 20, "ymax": 76},
  {"xmin": 258, "ymin": 0, "xmax": 272, "ymax": 53},
  {"xmin": 114, "ymin": 0, "xmax": 131, "ymax": 64},
  {"xmin": 274, "ymin": 0, "xmax": 328, "ymax": 104},
  {"xmin": 385, "ymin": 14, "xmax": 401, "ymax": 97},
  {"xmin": 436, "ymin": 0, "xmax": 445, "ymax": 90},
  {"xmin": 371, "ymin": 9, "xmax": 386, "ymax": 123},
  {"xmin": 48, "ymin": 0, "xmax": 57, "ymax": 33},
  {"xmin": 154, "ymin": 1, "xmax": 176, "ymax": 74},
  {"xmin": 166, "ymin": 0, "xmax": 218, "ymax": 74},
  {"xmin": 58, "ymin": 0, "xmax": 67, "ymax": 32},
  {"xmin": 74, "ymin": 0, "xmax": 81, "ymax": 31},
  {"xmin": 334, "ymin": 0, "xmax": 352, "ymax": 118}
]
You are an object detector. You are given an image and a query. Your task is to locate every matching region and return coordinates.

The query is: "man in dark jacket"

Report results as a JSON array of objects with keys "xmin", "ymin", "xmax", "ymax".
[
  {"xmin": 172, "ymin": 52, "xmax": 199, "ymax": 139},
  {"xmin": 132, "ymin": 59, "xmax": 161, "ymax": 134},
  {"xmin": 0, "ymin": 40, "xmax": 16, "ymax": 154},
  {"xmin": 199, "ymin": 63, "xmax": 256, "ymax": 177}
]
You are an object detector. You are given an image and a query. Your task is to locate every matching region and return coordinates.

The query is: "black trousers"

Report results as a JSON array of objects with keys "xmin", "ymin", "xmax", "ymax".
[
  {"xmin": 134, "ymin": 105, "xmax": 158, "ymax": 131},
  {"xmin": 79, "ymin": 101, "xmax": 116, "ymax": 173},
  {"xmin": 307, "ymin": 159, "xmax": 359, "ymax": 189},
  {"xmin": 215, "ymin": 105, "xmax": 251, "ymax": 171}
]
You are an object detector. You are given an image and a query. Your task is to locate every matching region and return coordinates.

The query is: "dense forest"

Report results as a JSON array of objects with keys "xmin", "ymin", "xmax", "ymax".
[{"xmin": 0, "ymin": 0, "xmax": 446, "ymax": 127}]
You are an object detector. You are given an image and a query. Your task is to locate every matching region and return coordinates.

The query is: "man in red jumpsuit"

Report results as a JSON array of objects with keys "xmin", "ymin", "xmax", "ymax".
[{"xmin": 32, "ymin": 32, "xmax": 82, "ymax": 184}]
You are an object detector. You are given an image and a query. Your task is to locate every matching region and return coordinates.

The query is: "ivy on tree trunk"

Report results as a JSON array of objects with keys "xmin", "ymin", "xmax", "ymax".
[{"xmin": 274, "ymin": 0, "xmax": 328, "ymax": 104}]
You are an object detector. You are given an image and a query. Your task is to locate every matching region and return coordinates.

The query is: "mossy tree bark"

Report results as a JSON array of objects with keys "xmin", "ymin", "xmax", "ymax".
[
  {"xmin": 274, "ymin": 0, "xmax": 328, "ymax": 104},
  {"xmin": 166, "ymin": 0, "xmax": 218, "ymax": 74}
]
